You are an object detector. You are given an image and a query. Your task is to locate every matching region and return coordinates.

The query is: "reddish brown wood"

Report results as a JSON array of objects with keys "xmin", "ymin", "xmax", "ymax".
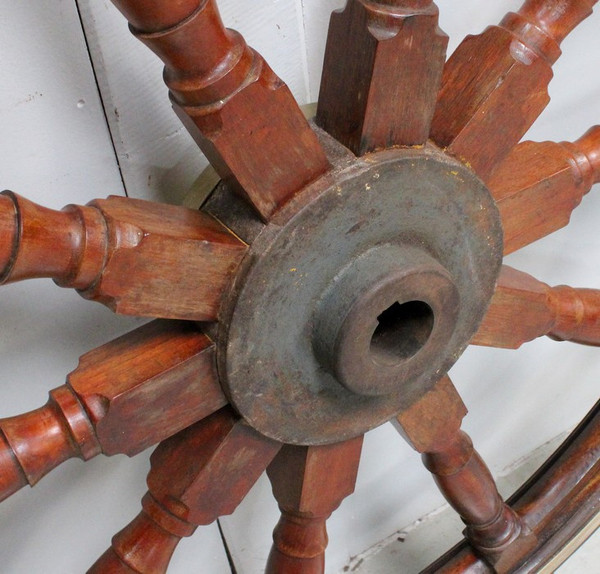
[
  {"xmin": 89, "ymin": 407, "xmax": 281, "ymax": 573},
  {"xmin": 512, "ymin": 401, "xmax": 600, "ymax": 544},
  {"xmin": 316, "ymin": 0, "xmax": 448, "ymax": 154},
  {"xmin": 473, "ymin": 265, "xmax": 600, "ymax": 349},
  {"xmin": 0, "ymin": 321, "xmax": 226, "ymax": 502},
  {"xmin": 423, "ymin": 400, "xmax": 600, "ymax": 573},
  {"xmin": 109, "ymin": 0, "xmax": 330, "ymax": 221},
  {"xmin": 488, "ymin": 126, "xmax": 600, "ymax": 254},
  {"xmin": 431, "ymin": 0, "xmax": 597, "ymax": 180},
  {"xmin": 0, "ymin": 385, "xmax": 100, "ymax": 503},
  {"xmin": 395, "ymin": 377, "xmax": 535, "ymax": 571},
  {"xmin": 265, "ymin": 438, "xmax": 363, "ymax": 574},
  {"xmin": 0, "ymin": 192, "xmax": 247, "ymax": 320}
]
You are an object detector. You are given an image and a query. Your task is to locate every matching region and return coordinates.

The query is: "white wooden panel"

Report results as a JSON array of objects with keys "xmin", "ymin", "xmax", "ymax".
[
  {"xmin": 77, "ymin": 0, "xmax": 310, "ymax": 205},
  {"xmin": 0, "ymin": 0, "xmax": 124, "ymax": 204}
]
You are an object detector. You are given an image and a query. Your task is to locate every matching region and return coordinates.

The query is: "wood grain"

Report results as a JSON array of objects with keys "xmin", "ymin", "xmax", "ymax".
[
  {"xmin": 473, "ymin": 266, "xmax": 600, "ymax": 348},
  {"xmin": 0, "ymin": 192, "xmax": 247, "ymax": 320},
  {"xmin": 265, "ymin": 438, "xmax": 363, "ymax": 574},
  {"xmin": 109, "ymin": 0, "xmax": 330, "ymax": 221},
  {"xmin": 431, "ymin": 0, "xmax": 597, "ymax": 180},
  {"xmin": 89, "ymin": 407, "xmax": 281, "ymax": 573},
  {"xmin": 488, "ymin": 126, "xmax": 600, "ymax": 254},
  {"xmin": 316, "ymin": 0, "xmax": 448, "ymax": 154},
  {"xmin": 0, "ymin": 321, "xmax": 226, "ymax": 502},
  {"xmin": 396, "ymin": 377, "xmax": 535, "ymax": 571},
  {"xmin": 423, "ymin": 399, "xmax": 600, "ymax": 573}
]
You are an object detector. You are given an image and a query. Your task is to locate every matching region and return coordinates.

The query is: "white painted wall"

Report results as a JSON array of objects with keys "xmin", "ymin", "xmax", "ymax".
[{"xmin": 0, "ymin": 1, "xmax": 598, "ymax": 573}]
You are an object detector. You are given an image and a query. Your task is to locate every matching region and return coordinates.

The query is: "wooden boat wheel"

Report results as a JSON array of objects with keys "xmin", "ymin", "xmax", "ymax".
[{"xmin": 1, "ymin": 1, "xmax": 599, "ymax": 572}]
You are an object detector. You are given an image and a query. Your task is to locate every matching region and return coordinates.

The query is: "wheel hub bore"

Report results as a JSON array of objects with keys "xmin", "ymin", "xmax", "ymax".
[{"xmin": 216, "ymin": 141, "xmax": 503, "ymax": 445}]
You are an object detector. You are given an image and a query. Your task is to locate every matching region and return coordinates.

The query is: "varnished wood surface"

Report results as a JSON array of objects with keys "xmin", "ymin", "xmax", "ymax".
[
  {"xmin": 110, "ymin": 0, "xmax": 330, "ymax": 221},
  {"xmin": 488, "ymin": 126, "xmax": 600, "ymax": 254},
  {"xmin": 1, "ymin": 1, "xmax": 599, "ymax": 572},
  {"xmin": 89, "ymin": 407, "xmax": 281, "ymax": 573},
  {"xmin": 423, "ymin": 400, "xmax": 600, "ymax": 573},
  {"xmin": 266, "ymin": 438, "xmax": 363, "ymax": 574},
  {"xmin": 0, "ymin": 193, "xmax": 247, "ymax": 320},
  {"xmin": 317, "ymin": 0, "xmax": 447, "ymax": 154},
  {"xmin": 473, "ymin": 266, "xmax": 600, "ymax": 348},
  {"xmin": 431, "ymin": 0, "xmax": 597, "ymax": 180},
  {"xmin": 396, "ymin": 377, "xmax": 534, "ymax": 570},
  {"xmin": 0, "ymin": 321, "xmax": 225, "ymax": 502}
]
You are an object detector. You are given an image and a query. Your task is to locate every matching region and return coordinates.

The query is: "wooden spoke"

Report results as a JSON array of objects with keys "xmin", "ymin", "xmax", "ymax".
[
  {"xmin": 472, "ymin": 265, "xmax": 600, "ymax": 349},
  {"xmin": 488, "ymin": 126, "xmax": 600, "ymax": 255},
  {"xmin": 395, "ymin": 376, "xmax": 536, "ymax": 572},
  {"xmin": 89, "ymin": 407, "xmax": 281, "ymax": 574},
  {"xmin": 265, "ymin": 437, "xmax": 363, "ymax": 574},
  {"xmin": 431, "ymin": 0, "xmax": 597, "ymax": 180},
  {"xmin": 316, "ymin": 0, "xmax": 448, "ymax": 154},
  {"xmin": 108, "ymin": 0, "xmax": 330, "ymax": 221},
  {"xmin": 0, "ymin": 192, "xmax": 247, "ymax": 320},
  {"xmin": 424, "ymin": 399, "xmax": 600, "ymax": 573},
  {"xmin": 0, "ymin": 320, "xmax": 226, "ymax": 502}
]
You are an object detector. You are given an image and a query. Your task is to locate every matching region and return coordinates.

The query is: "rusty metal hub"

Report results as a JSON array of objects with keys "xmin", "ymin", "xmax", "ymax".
[{"xmin": 216, "ymin": 140, "xmax": 503, "ymax": 446}]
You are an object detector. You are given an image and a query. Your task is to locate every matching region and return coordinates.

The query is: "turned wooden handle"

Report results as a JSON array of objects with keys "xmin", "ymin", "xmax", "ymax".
[
  {"xmin": 90, "ymin": 410, "xmax": 281, "ymax": 572},
  {"xmin": 0, "ymin": 191, "xmax": 106, "ymax": 286},
  {"xmin": 396, "ymin": 377, "xmax": 534, "ymax": 568},
  {"xmin": 108, "ymin": 0, "xmax": 329, "ymax": 221},
  {"xmin": 266, "ymin": 513, "xmax": 327, "ymax": 574},
  {"xmin": 265, "ymin": 439, "xmax": 363, "ymax": 573},
  {"xmin": 0, "ymin": 192, "xmax": 246, "ymax": 320},
  {"xmin": 548, "ymin": 285, "xmax": 600, "ymax": 344},
  {"xmin": 474, "ymin": 266, "xmax": 600, "ymax": 348},
  {"xmin": 510, "ymin": 0, "xmax": 597, "ymax": 51},
  {"xmin": 88, "ymin": 494, "xmax": 194, "ymax": 574},
  {"xmin": 565, "ymin": 125, "xmax": 600, "ymax": 185},
  {"xmin": 431, "ymin": 0, "xmax": 596, "ymax": 180},
  {"xmin": 0, "ymin": 321, "xmax": 225, "ymax": 502},
  {"xmin": 113, "ymin": 0, "xmax": 252, "ymax": 108},
  {"xmin": 0, "ymin": 386, "xmax": 101, "ymax": 502}
]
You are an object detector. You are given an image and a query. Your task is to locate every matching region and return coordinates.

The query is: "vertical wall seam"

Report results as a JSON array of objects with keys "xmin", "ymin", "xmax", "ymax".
[
  {"xmin": 297, "ymin": 0, "xmax": 313, "ymax": 104},
  {"xmin": 217, "ymin": 519, "xmax": 238, "ymax": 574},
  {"xmin": 74, "ymin": 0, "xmax": 128, "ymax": 197}
]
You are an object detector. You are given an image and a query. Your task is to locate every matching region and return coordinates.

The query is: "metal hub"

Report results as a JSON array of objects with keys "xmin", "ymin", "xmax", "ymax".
[{"xmin": 216, "ymin": 142, "xmax": 503, "ymax": 445}]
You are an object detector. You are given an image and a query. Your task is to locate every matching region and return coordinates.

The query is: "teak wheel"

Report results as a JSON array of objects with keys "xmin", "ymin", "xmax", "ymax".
[{"xmin": 1, "ymin": 1, "xmax": 599, "ymax": 573}]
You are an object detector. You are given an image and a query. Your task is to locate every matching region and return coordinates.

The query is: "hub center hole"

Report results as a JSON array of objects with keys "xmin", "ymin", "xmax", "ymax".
[{"xmin": 370, "ymin": 300, "xmax": 434, "ymax": 365}]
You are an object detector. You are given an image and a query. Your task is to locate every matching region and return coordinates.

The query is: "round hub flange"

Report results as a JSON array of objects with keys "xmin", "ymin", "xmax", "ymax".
[{"xmin": 218, "ymin": 144, "xmax": 503, "ymax": 445}]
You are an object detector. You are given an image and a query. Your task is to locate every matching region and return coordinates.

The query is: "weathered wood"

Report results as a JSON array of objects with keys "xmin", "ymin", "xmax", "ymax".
[
  {"xmin": 423, "ymin": 400, "xmax": 600, "ymax": 573},
  {"xmin": 488, "ymin": 126, "xmax": 600, "ymax": 254},
  {"xmin": 0, "ymin": 192, "xmax": 247, "ymax": 320},
  {"xmin": 89, "ymin": 407, "xmax": 281, "ymax": 573},
  {"xmin": 109, "ymin": 0, "xmax": 330, "ymax": 221},
  {"xmin": 316, "ymin": 0, "xmax": 447, "ymax": 154},
  {"xmin": 265, "ymin": 438, "xmax": 363, "ymax": 574},
  {"xmin": 0, "ymin": 321, "xmax": 226, "ymax": 502},
  {"xmin": 473, "ymin": 266, "xmax": 600, "ymax": 349},
  {"xmin": 395, "ymin": 377, "xmax": 535, "ymax": 571},
  {"xmin": 431, "ymin": 0, "xmax": 597, "ymax": 180}
]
